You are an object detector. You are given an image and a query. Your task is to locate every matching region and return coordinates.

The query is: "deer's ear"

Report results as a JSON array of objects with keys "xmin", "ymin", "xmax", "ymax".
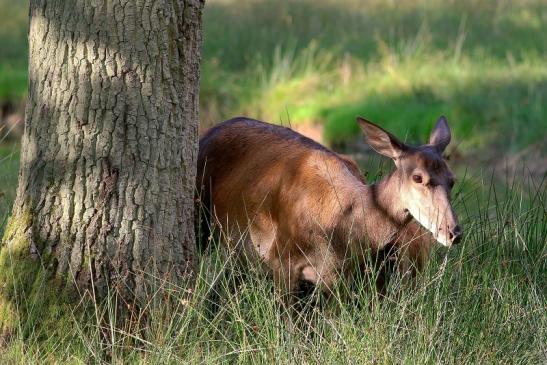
[
  {"xmin": 357, "ymin": 117, "xmax": 406, "ymax": 160},
  {"xmin": 429, "ymin": 116, "xmax": 451, "ymax": 152}
]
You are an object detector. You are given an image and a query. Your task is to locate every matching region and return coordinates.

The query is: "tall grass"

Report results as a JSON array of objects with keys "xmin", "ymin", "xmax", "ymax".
[
  {"xmin": 0, "ymin": 128, "xmax": 19, "ymax": 225},
  {"xmin": 0, "ymin": 153, "xmax": 545, "ymax": 363}
]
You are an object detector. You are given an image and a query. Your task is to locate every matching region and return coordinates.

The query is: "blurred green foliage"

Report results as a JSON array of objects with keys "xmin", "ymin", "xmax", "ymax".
[
  {"xmin": 200, "ymin": 0, "xmax": 547, "ymax": 154},
  {"xmin": 0, "ymin": 0, "xmax": 546, "ymax": 153},
  {"xmin": 0, "ymin": 0, "xmax": 27, "ymax": 102}
]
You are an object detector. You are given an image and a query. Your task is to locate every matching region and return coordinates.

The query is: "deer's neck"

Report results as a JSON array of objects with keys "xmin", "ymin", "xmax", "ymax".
[{"xmin": 353, "ymin": 171, "xmax": 411, "ymax": 249}]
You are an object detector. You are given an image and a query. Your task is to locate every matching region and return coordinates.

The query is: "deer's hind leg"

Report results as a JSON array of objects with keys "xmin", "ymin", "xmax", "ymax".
[{"xmin": 247, "ymin": 215, "xmax": 301, "ymax": 304}]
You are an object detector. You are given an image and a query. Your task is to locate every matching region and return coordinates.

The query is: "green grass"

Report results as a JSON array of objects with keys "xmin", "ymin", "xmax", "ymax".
[
  {"xmin": 319, "ymin": 59, "xmax": 547, "ymax": 150},
  {"xmin": 0, "ymin": 65, "xmax": 27, "ymax": 102},
  {"xmin": 197, "ymin": 0, "xmax": 547, "ymax": 156},
  {"xmin": 1, "ymin": 140, "xmax": 545, "ymax": 363},
  {"xmin": 0, "ymin": 154, "xmax": 545, "ymax": 363},
  {"xmin": 2, "ymin": 0, "xmax": 546, "ymax": 156},
  {"xmin": 0, "ymin": 140, "xmax": 19, "ymax": 225},
  {"xmin": 0, "ymin": 0, "xmax": 27, "ymax": 104}
]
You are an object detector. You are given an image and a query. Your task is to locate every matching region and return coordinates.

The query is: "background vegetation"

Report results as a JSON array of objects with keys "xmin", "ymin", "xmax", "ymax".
[{"xmin": 0, "ymin": 0, "xmax": 545, "ymax": 363}]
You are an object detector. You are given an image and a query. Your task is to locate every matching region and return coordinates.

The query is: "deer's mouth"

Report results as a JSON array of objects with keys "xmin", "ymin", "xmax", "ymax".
[
  {"xmin": 406, "ymin": 206, "xmax": 454, "ymax": 247},
  {"xmin": 434, "ymin": 231, "xmax": 452, "ymax": 247}
]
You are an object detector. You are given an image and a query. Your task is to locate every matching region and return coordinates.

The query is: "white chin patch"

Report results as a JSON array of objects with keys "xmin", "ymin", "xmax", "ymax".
[
  {"xmin": 435, "ymin": 234, "xmax": 451, "ymax": 247},
  {"xmin": 408, "ymin": 207, "xmax": 451, "ymax": 247}
]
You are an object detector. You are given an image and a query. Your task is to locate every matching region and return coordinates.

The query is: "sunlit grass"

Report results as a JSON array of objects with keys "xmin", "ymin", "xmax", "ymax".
[
  {"xmin": 0, "ymin": 0, "xmax": 27, "ymax": 104},
  {"xmin": 0, "ymin": 138, "xmax": 19, "ymax": 225},
  {"xmin": 1, "ymin": 0, "xmax": 546, "ymax": 156},
  {"xmin": 0, "ymin": 157, "xmax": 544, "ymax": 363},
  {"xmin": 196, "ymin": 0, "xmax": 547, "ymax": 160}
]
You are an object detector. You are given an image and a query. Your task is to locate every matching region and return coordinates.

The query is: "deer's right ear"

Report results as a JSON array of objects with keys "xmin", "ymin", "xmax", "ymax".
[{"xmin": 357, "ymin": 117, "xmax": 407, "ymax": 160}]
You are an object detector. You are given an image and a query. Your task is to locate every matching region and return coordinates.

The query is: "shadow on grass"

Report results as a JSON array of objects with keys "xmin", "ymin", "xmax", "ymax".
[
  {"xmin": 203, "ymin": 0, "xmax": 547, "ymax": 72},
  {"xmin": 320, "ymin": 74, "xmax": 547, "ymax": 163}
]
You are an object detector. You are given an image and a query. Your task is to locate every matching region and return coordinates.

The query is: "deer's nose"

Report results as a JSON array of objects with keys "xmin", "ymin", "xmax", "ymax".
[{"xmin": 448, "ymin": 225, "xmax": 463, "ymax": 244}]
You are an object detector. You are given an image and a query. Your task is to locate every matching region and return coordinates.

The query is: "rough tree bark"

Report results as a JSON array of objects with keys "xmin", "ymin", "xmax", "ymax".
[{"xmin": 0, "ymin": 0, "xmax": 204, "ymax": 328}]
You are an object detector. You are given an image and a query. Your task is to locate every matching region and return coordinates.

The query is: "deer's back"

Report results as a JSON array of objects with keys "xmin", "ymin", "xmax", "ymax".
[{"xmin": 197, "ymin": 117, "xmax": 364, "ymax": 244}]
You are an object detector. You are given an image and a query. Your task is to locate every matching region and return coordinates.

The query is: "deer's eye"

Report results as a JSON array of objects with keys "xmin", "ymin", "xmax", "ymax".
[
  {"xmin": 448, "ymin": 179, "xmax": 455, "ymax": 189},
  {"xmin": 412, "ymin": 174, "xmax": 423, "ymax": 184}
]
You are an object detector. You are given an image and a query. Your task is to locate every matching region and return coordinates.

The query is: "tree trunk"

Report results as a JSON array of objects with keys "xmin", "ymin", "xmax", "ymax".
[{"xmin": 0, "ymin": 0, "xmax": 203, "ymax": 324}]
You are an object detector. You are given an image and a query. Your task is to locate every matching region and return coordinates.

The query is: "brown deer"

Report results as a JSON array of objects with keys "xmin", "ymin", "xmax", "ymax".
[{"xmin": 197, "ymin": 116, "xmax": 461, "ymax": 298}]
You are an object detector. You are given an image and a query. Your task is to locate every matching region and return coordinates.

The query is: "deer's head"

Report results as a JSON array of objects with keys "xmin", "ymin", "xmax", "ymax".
[{"xmin": 358, "ymin": 116, "xmax": 462, "ymax": 246}]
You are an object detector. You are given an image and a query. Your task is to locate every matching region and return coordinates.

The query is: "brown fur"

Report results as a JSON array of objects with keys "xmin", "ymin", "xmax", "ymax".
[{"xmin": 197, "ymin": 117, "xmax": 459, "ymax": 298}]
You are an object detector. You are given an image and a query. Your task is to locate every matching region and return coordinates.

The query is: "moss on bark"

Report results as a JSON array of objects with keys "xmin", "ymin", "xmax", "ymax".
[{"xmin": 0, "ymin": 209, "xmax": 81, "ymax": 342}]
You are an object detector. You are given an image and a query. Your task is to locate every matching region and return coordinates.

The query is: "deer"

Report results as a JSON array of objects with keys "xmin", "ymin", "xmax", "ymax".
[{"xmin": 196, "ymin": 116, "xmax": 462, "ymax": 300}]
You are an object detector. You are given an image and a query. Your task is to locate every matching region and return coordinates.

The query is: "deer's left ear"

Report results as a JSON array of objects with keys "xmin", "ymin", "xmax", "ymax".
[
  {"xmin": 429, "ymin": 116, "xmax": 451, "ymax": 152},
  {"xmin": 357, "ymin": 116, "xmax": 407, "ymax": 160}
]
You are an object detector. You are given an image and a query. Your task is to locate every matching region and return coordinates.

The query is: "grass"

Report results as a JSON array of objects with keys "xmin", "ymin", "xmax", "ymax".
[
  {"xmin": 0, "ymin": 139, "xmax": 19, "ymax": 225},
  {"xmin": 198, "ymin": 0, "xmax": 547, "ymax": 155},
  {"xmin": 2, "ymin": 0, "xmax": 546, "ymax": 156},
  {"xmin": 0, "ymin": 0, "xmax": 27, "ymax": 103},
  {"xmin": 0, "ymin": 151, "xmax": 545, "ymax": 363}
]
